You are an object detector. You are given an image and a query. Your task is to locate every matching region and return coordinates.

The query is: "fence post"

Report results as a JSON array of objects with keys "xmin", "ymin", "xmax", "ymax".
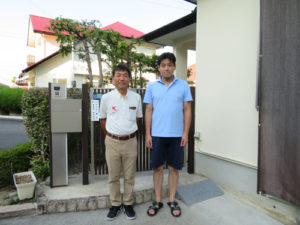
[{"xmin": 82, "ymin": 84, "xmax": 89, "ymax": 185}]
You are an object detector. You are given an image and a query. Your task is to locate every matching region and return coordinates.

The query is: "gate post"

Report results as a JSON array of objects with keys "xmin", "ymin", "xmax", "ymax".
[
  {"xmin": 82, "ymin": 84, "xmax": 89, "ymax": 185},
  {"xmin": 188, "ymin": 87, "xmax": 195, "ymax": 174}
]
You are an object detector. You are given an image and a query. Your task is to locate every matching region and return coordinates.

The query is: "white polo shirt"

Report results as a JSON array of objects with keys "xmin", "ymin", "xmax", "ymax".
[{"xmin": 99, "ymin": 89, "xmax": 143, "ymax": 136}]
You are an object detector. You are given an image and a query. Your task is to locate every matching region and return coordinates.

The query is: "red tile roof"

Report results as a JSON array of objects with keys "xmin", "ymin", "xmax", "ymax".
[
  {"xmin": 29, "ymin": 15, "xmax": 144, "ymax": 38},
  {"xmin": 102, "ymin": 21, "xmax": 144, "ymax": 38},
  {"xmin": 30, "ymin": 15, "xmax": 55, "ymax": 35}
]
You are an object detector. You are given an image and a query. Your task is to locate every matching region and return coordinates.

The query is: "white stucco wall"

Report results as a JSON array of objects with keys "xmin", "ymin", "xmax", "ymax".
[
  {"xmin": 34, "ymin": 54, "xmax": 73, "ymax": 88},
  {"xmin": 195, "ymin": 0, "xmax": 260, "ymax": 166}
]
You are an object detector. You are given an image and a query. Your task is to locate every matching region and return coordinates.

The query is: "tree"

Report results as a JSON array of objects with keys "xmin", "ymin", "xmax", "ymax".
[
  {"xmin": 48, "ymin": 17, "xmax": 93, "ymax": 84},
  {"xmin": 102, "ymin": 30, "xmax": 129, "ymax": 73},
  {"xmin": 83, "ymin": 21, "xmax": 107, "ymax": 87},
  {"xmin": 131, "ymin": 52, "xmax": 148, "ymax": 88},
  {"xmin": 48, "ymin": 17, "xmax": 159, "ymax": 88}
]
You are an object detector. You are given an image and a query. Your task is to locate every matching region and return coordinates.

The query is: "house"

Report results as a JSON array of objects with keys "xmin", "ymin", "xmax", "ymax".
[
  {"xmin": 17, "ymin": 15, "xmax": 161, "ymax": 88},
  {"xmin": 142, "ymin": 0, "xmax": 299, "ymax": 224},
  {"xmin": 187, "ymin": 64, "xmax": 195, "ymax": 85}
]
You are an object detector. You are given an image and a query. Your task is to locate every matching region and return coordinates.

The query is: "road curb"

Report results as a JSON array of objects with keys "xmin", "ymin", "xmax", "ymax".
[
  {"xmin": 0, "ymin": 115, "xmax": 24, "ymax": 121},
  {"xmin": 0, "ymin": 203, "xmax": 36, "ymax": 219}
]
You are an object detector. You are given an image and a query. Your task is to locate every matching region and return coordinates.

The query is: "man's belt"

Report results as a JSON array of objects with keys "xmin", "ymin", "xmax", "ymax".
[{"xmin": 106, "ymin": 131, "xmax": 136, "ymax": 141}]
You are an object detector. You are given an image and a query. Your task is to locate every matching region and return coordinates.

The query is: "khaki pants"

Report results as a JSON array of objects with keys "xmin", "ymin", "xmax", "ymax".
[{"xmin": 105, "ymin": 135, "xmax": 137, "ymax": 206}]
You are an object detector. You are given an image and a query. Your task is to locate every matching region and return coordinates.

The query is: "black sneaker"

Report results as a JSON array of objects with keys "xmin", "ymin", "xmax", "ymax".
[
  {"xmin": 107, "ymin": 205, "xmax": 122, "ymax": 221},
  {"xmin": 124, "ymin": 205, "xmax": 136, "ymax": 220}
]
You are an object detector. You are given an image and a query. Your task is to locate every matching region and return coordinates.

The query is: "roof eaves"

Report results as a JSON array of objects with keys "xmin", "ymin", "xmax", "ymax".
[
  {"xmin": 22, "ymin": 51, "xmax": 59, "ymax": 73},
  {"xmin": 184, "ymin": 0, "xmax": 197, "ymax": 5},
  {"xmin": 141, "ymin": 9, "xmax": 196, "ymax": 42}
]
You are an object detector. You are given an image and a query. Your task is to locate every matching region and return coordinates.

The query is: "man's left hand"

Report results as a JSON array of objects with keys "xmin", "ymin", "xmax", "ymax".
[{"xmin": 180, "ymin": 133, "xmax": 188, "ymax": 147}]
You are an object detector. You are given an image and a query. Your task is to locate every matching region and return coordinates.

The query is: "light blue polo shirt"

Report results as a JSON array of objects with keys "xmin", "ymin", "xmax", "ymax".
[{"xmin": 143, "ymin": 76, "xmax": 193, "ymax": 137}]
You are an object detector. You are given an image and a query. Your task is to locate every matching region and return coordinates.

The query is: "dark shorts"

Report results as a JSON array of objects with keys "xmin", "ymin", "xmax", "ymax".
[{"xmin": 151, "ymin": 137, "xmax": 184, "ymax": 170}]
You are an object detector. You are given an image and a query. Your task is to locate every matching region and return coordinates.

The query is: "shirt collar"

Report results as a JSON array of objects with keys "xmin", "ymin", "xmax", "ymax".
[
  {"xmin": 113, "ymin": 88, "xmax": 128, "ymax": 98},
  {"xmin": 158, "ymin": 75, "xmax": 178, "ymax": 85}
]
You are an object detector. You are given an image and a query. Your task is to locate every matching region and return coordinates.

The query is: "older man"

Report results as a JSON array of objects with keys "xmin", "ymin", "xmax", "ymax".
[{"xmin": 99, "ymin": 64, "xmax": 143, "ymax": 221}]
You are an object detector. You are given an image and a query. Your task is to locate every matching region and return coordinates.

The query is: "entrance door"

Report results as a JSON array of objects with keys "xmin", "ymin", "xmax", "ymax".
[{"xmin": 258, "ymin": 0, "xmax": 300, "ymax": 206}]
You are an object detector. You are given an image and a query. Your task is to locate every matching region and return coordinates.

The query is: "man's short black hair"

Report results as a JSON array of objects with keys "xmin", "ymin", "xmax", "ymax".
[
  {"xmin": 157, "ymin": 52, "xmax": 176, "ymax": 66},
  {"xmin": 112, "ymin": 64, "xmax": 131, "ymax": 77}
]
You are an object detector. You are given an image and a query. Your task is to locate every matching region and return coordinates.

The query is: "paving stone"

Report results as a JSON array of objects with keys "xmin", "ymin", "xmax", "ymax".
[
  {"xmin": 143, "ymin": 189, "xmax": 153, "ymax": 202},
  {"xmin": 77, "ymin": 198, "xmax": 89, "ymax": 211},
  {"xmin": 36, "ymin": 197, "xmax": 48, "ymax": 215},
  {"xmin": 47, "ymin": 200, "xmax": 57, "ymax": 214},
  {"xmin": 97, "ymin": 196, "xmax": 107, "ymax": 209},
  {"xmin": 106, "ymin": 197, "xmax": 112, "ymax": 208},
  {"xmin": 66, "ymin": 199, "xmax": 77, "ymax": 212},
  {"xmin": 162, "ymin": 185, "xmax": 169, "ymax": 198},
  {"xmin": 87, "ymin": 197, "xmax": 97, "ymax": 210},
  {"xmin": 56, "ymin": 200, "xmax": 67, "ymax": 213},
  {"xmin": 134, "ymin": 191, "xmax": 144, "ymax": 204}
]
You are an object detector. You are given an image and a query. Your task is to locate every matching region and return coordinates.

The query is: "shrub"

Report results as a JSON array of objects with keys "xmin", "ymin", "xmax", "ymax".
[
  {"xmin": 22, "ymin": 87, "xmax": 82, "ymax": 179},
  {"xmin": 0, "ymin": 142, "xmax": 34, "ymax": 188},
  {"xmin": 22, "ymin": 88, "xmax": 50, "ymax": 180},
  {"xmin": 0, "ymin": 86, "xmax": 26, "ymax": 114}
]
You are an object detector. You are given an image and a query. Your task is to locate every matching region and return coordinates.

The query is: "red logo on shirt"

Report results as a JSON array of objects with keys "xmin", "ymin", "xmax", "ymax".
[{"xmin": 112, "ymin": 106, "xmax": 118, "ymax": 112}]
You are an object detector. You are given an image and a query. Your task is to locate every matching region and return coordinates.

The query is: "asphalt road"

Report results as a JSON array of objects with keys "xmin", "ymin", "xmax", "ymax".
[{"xmin": 0, "ymin": 119, "xmax": 30, "ymax": 151}]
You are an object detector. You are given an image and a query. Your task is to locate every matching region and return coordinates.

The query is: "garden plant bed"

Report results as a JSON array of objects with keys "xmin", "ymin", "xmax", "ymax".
[{"xmin": 14, "ymin": 175, "xmax": 33, "ymax": 184}]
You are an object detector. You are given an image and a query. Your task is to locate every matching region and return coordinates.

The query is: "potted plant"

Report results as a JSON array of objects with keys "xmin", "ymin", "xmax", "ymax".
[{"xmin": 13, "ymin": 171, "xmax": 37, "ymax": 200}]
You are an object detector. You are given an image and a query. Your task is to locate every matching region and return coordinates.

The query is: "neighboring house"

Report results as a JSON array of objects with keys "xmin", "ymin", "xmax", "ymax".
[
  {"xmin": 17, "ymin": 15, "xmax": 160, "ymax": 88},
  {"xmin": 142, "ymin": 0, "xmax": 299, "ymax": 224},
  {"xmin": 187, "ymin": 64, "xmax": 195, "ymax": 85}
]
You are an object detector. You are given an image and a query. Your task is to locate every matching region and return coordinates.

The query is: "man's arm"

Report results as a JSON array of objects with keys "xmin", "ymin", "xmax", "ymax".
[
  {"xmin": 100, "ymin": 119, "xmax": 107, "ymax": 135},
  {"xmin": 181, "ymin": 101, "xmax": 192, "ymax": 147},
  {"xmin": 145, "ymin": 103, "xmax": 153, "ymax": 149}
]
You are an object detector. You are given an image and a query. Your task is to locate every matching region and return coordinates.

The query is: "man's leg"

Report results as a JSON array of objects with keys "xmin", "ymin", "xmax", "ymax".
[
  {"xmin": 153, "ymin": 165, "xmax": 164, "ymax": 203},
  {"xmin": 122, "ymin": 137, "xmax": 137, "ymax": 206},
  {"xmin": 147, "ymin": 165, "xmax": 164, "ymax": 215},
  {"xmin": 168, "ymin": 165, "xmax": 180, "ymax": 216},
  {"xmin": 105, "ymin": 137, "xmax": 122, "ymax": 206},
  {"xmin": 168, "ymin": 165, "xmax": 178, "ymax": 201}
]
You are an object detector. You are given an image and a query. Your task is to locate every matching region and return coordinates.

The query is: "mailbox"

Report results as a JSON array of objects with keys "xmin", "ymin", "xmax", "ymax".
[
  {"xmin": 49, "ymin": 83, "xmax": 82, "ymax": 187},
  {"xmin": 51, "ymin": 99, "xmax": 82, "ymax": 133}
]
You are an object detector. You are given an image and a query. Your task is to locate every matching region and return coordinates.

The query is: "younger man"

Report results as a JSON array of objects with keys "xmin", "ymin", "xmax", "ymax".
[
  {"xmin": 144, "ymin": 52, "xmax": 192, "ymax": 217},
  {"xmin": 99, "ymin": 64, "xmax": 143, "ymax": 220}
]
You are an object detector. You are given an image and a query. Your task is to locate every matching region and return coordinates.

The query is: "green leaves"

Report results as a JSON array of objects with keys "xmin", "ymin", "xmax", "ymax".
[
  {"xmin": 0, "ymin": 142, "xmax": 34, "ymax": 188},
  {"xmin": 47, "ymin": 17, "xmax": 158, "ymax": 88},
  {"xmin": 0, "ymin": 86, "xmax": 26, "ymax": 114}
]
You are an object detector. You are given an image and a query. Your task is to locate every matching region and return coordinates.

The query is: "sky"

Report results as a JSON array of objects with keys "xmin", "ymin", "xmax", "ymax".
[{"xmin": 0, "ymin": 0, "xmax": 196, "ymax": 86}]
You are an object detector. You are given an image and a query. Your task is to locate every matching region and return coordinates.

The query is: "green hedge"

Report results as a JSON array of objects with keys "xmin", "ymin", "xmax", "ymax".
[
  {"xmin": 21, "ymin": 88, "xmax": 82, "ymax": 179},
  {"xmin": 0, "ymin": 86, "xmax": 26, "ymax": 114},
  {"xmin": 0, "ymin": 142, "xmax": 34, "ymax": 188},
  {"xmin": 22, "ymin": 88, "xmax": 50, "ymax": 180}
]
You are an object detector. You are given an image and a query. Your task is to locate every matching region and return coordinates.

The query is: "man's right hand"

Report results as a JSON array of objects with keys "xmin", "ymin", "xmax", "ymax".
[{"xmin": 146, "ymin": 134, "xmax": 152, "ymax": 149}]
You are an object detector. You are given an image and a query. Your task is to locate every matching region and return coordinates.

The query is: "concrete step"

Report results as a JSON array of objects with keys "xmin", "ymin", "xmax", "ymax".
[
  {"xmin": 0, "ymin": 203, "xmax": 36, "ymax": 219},
  {"xmin": 35, "ymin": 169, "xmax": 206, "ymax": 215}
]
